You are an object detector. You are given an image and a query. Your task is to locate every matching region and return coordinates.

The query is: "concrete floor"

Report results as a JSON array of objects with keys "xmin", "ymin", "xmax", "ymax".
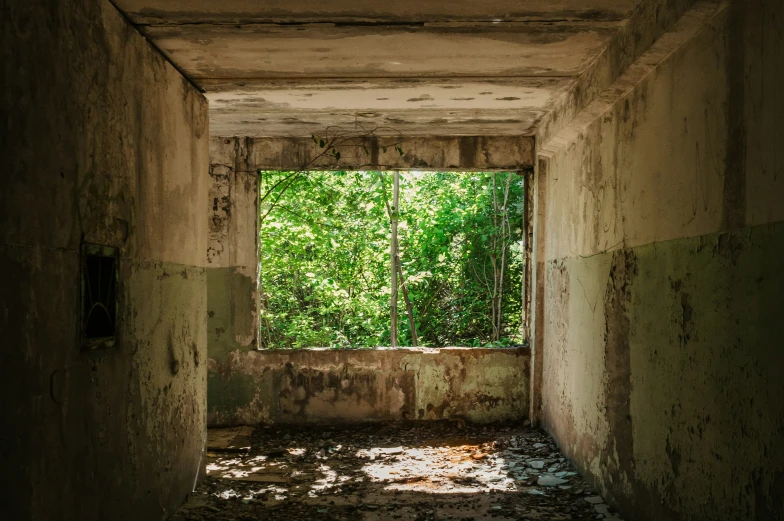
[{"xmin": 173, "ymin": 423, "xmax": 623, "ymax": 521}]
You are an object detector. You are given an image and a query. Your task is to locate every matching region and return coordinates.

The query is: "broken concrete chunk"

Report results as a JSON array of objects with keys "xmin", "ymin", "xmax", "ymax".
[{"xmin": 537, "ymin": 475, "xmax": 569, "ymax": 486}]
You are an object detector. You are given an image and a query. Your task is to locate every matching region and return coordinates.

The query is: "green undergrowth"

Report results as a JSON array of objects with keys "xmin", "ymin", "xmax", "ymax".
[{"xmin": 258, "ymin": 170, "xmax": 525, "ymax": 349}]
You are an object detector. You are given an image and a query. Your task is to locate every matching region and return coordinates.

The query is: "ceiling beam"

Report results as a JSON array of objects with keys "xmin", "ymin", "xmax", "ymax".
[{"xmin": 112, "ymin": 0, "xmax": 643, "ymax": 25}]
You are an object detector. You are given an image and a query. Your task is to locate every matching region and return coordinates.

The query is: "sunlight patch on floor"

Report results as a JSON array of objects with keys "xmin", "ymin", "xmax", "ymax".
[{"xmin": 178, "ymin": 423, "xmax": 624, "ymax": 520}]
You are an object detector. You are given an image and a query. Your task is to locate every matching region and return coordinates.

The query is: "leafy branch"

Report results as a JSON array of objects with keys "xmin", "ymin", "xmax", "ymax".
[{"xmin": 258, "ymin": 123, "xmax": 406, "ymax": 226}]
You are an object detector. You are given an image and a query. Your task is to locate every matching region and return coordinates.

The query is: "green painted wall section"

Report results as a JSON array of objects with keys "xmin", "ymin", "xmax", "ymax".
[
  {"xmin": 537, "ymin": 4, "xmax": 784, "ymax": 518},
  {"xmin": 207, "ymin": 267, "xmax": 257, "ymax": 362},
  {"xmin": 543, "ymin": 220, "xmax": 784, "ymax": 520},
  {"xmin": 207, "ymin": 370, "xmax": 261, "ymax": 425},
  {"xmin": 0, "ymin": 252, "xmax": 208, "ymax": 520}
]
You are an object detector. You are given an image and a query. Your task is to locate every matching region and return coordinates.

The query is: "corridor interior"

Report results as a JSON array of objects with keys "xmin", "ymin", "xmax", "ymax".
[{"xmin": 1, "ymin": 1, "xmax": 782, "ymax": 520}]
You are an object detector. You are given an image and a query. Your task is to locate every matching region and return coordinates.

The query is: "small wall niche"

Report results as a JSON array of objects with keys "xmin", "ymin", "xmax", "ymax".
[{"xmin": 81, "ymin": 243, "xmax": 118, "ymax": 351}]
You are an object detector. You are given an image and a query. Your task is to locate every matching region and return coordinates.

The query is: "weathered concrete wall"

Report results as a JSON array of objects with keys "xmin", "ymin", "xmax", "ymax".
[
  {"xmin": 532, "ymin": 0, "xmax": 702, "ymax": 145},
  {"xmin": 206, "ymin": 136, "xmax": 534, "ymax": 430},
  {"xmin": 235, "ymin": 135, "xmax": 534, "ymax": 171},
  {"xmin": 207, "ymin": 348, "xmax": 529, "ymax": 426},
  {"xmin": 535, "ymin": 2, "xmax": 784, "ymax": 520},
  {"xmin": 205, "ymin": 135, "xmax": 534, "ymax": 424},
  {"xmin": 0, "ymin": 1, "xmax": 209, "ymax": 520},
  {"xmin": 208, "ymin": 138, "xmax": 260, "ymax": 361}
]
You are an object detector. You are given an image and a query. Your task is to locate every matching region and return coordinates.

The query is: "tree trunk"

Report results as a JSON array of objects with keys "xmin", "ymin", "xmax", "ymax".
[
  {"xmin": 490, "ymin": 173, "xmax": 500, "ymax": 341},
  {"xmin": 397, "ymin": 255, "xmax": 419, "ymax": 346},
  {"xmin": 380, "ymin": 173, "xmax": 418, "ymax": 347},
  {"xmin": 390, "ymin": 171, "xmax": 399, "ymax": 347},
  {"xmin": 496, "ymin": 173, "xmax": 513, "ymax": 341}
]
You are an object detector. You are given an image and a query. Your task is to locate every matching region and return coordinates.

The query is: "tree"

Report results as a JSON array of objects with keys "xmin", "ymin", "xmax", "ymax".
[{"xmin": 258, "ymin": 170, "xmax": 525, "ymax": 349}]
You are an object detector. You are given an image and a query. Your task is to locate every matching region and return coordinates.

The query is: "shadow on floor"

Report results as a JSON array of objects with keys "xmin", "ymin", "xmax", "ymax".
[{"xmin": 173, "ymin": 421, "xmax": 622, "ymax": 521}]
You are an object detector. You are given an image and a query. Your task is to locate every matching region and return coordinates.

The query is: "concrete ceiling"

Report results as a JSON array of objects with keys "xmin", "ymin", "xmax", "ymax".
[
  {"xmin": 114, "ymin": 1, "xmax": 644, "ymax": 23},
  {"xmin": 113, "ymin": 0, "xmax": 646, "ymax": 137}
]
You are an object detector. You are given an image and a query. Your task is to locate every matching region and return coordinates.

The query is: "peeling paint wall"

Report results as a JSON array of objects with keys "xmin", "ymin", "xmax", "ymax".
[
  {"xmin": 207, "ymin": 348, "xmax": 529, "ymax": 426},
  {"xmin": 532, "ymin": 0, "xmax": 702, "ymax": 145},
  {"xmin": 208, "ymin": 138, "xmax": 260, "ymax": 362},
  {"xmin": 206, "ymin": 137, "xmax": 533, "ymax": 429},
  {"xmin": 207, "ymin": 136, "xmax": 533, "ymax": 425},
  {"xmin": 242, "ymin": 135, "xmax": 534, "ymax": 171},
  {"xmin": 536, "ymin": 2, "xmax": 784, "ymax": 520},
  {"xmin": 0, "ymin": 1, "xmax": 209, "ymax": 520}
]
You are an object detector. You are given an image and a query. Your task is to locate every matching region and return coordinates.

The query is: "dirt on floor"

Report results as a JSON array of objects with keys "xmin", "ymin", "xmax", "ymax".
[{"xmin": 172, "ymin": 422, "xmax": 623, "ymax": 521}]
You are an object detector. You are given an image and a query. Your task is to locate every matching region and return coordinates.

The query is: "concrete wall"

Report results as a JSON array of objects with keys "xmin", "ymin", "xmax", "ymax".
[
  {"xmin": 207, "ymin": 348, "xmax": 529, "ymax": 426},
  {"xmin": 206, "ymin": 136, "xmax": 533, "ymax": 428},
  {"xmin": 535, "ymin": 2, "xmax": 784, "ymax": 520},
  {"xmin": 0, "ymin": 1, "xmax": 209, "ymax": 520},
  {"xmin": 206, "ymin": 136, "xmax": 535, "ymax": 428},
  {"xmin": 236, "ymin": 135, "xmax": 534, "ymax": 171},
  {"xmin": 208, "ymin": 138, "xmax": 260, "ymax": 362}
]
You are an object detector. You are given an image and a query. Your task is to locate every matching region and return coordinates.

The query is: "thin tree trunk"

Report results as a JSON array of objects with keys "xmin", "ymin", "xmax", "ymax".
[
  {"xmin": 390, "ymin": 171, "xmax": 399, "ymax": 347},
  {"xmin": 379, "ymin": 173, "xmax": 418, "ymax": 346},
  {"xmin": 490, "ymin": 173, "xmax": 500, "ymax": 341},
  {"xmin": 260, "ymin": 292, "xmax": 273, "ymax": 348},
  {"xmin": 496, "ymin": 173, "xmax": 513, "ymax": 340},
  {"xmin": 396, "ymin": 255, "xmax": 419, "ymax": 346}
]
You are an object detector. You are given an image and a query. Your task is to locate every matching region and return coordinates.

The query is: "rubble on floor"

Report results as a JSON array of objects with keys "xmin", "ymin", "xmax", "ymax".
[{"xmin": 172, "ymin": 422, "xmax": 623, "ymax": 521}]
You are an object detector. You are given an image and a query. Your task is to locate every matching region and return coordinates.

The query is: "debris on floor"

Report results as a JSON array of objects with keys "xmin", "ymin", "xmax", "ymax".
[
  {"xmin": 207, "ymin": 426, "xmax": 255, "ymax": 453},
  {"xmin": 173, "ymin": 422, "xmax": 624, "ymax": 521}
]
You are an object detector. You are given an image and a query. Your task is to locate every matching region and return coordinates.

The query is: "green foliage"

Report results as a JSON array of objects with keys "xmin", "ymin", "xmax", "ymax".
[{"xmin": 258, "ymin": 170, "xmax": 525, "ymax": 349}]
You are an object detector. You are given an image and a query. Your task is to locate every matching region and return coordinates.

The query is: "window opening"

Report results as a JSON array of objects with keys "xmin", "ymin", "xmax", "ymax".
[
  {"xmin": 81, "ymin": 243, "xmax": 118, "ymax": 351},
  {"xmin": 258, "ymin": 170, "xmax": 525, "ymax": 349}
]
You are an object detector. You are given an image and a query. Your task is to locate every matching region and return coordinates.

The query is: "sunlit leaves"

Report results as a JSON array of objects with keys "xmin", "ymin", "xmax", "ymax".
[{"xmin": 258, "ymin": 170, "xmax": 524, "ymax": 349}]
